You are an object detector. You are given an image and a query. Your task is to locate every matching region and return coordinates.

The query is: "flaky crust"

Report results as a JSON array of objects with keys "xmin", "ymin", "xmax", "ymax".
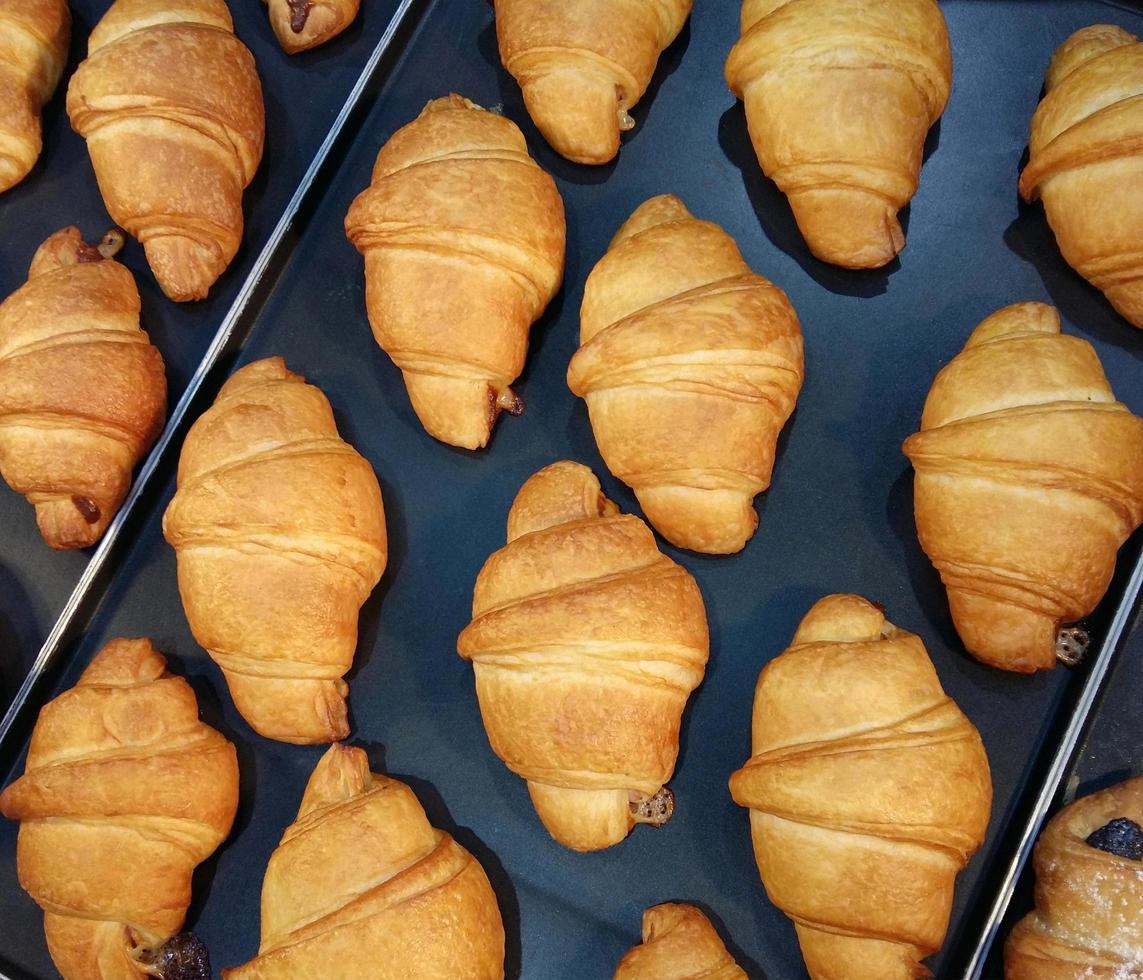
[
  {"xmin": 568, "ymin": 194, "xmax": 803, "ymax": 554},
  {"xmin": 614, "ymin": 904, "xmax": 746, "ymax": 980},
  {"xmin": 267, "ymin": 0, "xmax": 360, "ymax": 54},
  {"xmin": 725, "ymin": 0, "xmax": 951, "ymax": 268},
  {"xmin": 345, "ymin": 95, "xmax": 565, "ymax": 450},
  {"xmin": 162, "ymin": 357, "xmax": 387, "ymax": 744},
  {"xmin": 457, "ymin": 461, "xmax": 708, "ymax": 851},
  {"xmin": 729, "ymin": 594, "xmax": 992, "ymax": 980},
  {"xmin": 224, "ymin": 744, "xmax": 505, "ymax": 980},
  {"xmin": 0, "ymin": 638, "xmax": 239, "ymax": 980},
  {"xmin": 0, "ymin": 0, "xmax": 69, "ymax": 192},
  {"xmin": 1005, "ymin": 777, "xmax": 1143, "ymax": 979},
  {"xmin": 1019, "ymin": 25, "xmax": 1143, "ymax": 329},
  {"xmin": 0, "ymin": 227, "xmax": 167, "ymax": 549},
  {"xmin": 902, "ymin": 303, "xmax": 1143, "ymax": 672},
  {"xmin": 494, "ymin": 0, "xmax": 691, "ymax": 164},
  {"xmin": 67, "ymin": 0, "xmax": 265, "ymax": 302}
]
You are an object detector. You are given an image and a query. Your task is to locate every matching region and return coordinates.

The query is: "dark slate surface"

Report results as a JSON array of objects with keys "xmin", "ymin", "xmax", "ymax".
[{"xmin": 1, "ymin": 1, "xmax": 1142, "ymax": 978}]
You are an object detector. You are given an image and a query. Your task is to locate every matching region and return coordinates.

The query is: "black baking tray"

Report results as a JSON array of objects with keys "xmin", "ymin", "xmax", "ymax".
[
  {"xmin": 2, "ymin": 1, "xmax": 1143, "ymax": 977},
  {"xmin": 0, "ymin": 0, "xmax": 407, "ymax": 714}
]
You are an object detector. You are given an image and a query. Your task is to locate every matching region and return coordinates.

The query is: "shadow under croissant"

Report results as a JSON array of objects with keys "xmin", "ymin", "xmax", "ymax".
[
  {"xmin": 0, "ymin": 562, "xmax": 40, "ymax": 705},
  {"xmin": 716, "ymin": 103, "xmax": 904, "ymax": 299},
  {"xmin": 183, "ymin": 675, "xmax": 258, "ymax": 922},
  {"xmin": 474, "ymin": 16, "xmax": 693, "ymax": 188},
  {"xmin": 382, "ymin": 761, "xmax": 525, "ymax": 980},
  {"xmin": 1003, "ymin": 203, "xmax": 1143, "ymax": 360}
]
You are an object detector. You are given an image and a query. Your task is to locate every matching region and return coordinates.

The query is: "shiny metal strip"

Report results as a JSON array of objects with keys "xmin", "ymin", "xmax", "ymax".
[{"xmin": 0, "ymin": 0, "xmax": 423, "ymax": 756}]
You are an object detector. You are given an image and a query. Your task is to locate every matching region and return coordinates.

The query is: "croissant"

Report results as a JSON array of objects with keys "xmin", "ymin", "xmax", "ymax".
[
  {"xmin": 729, "ymin": 594, "xmax": 993, "ymax": 980},
  {"xmin": 1019, "ymin": 26, "xmax": 1143, "ymax": 329},
  {"xmin": 0, "ymin": 637, "xmax": 239, "ymax": 980},
  {"xmin": 725, "ymin": 0, "xmax": 951, "ymax": 269},
  {"xmin": 567, "ymin": 194, "xmax": 804, "ymax": 554},
  {"xmin": 0, "ymin": 0, "xmax": 69, "ymax": 192},
  {"xmin": 345, "ymin": 94, "xmax": 565, "ymax": 450},
  {"xmin": 614, "ymin": 904, "xmax": 747, "ymax": 980},
  {"xmin": 162, "ymin": 357, "xmax": 387, "ymax": 744},
  {"xmin": 457, "ymin": 460, "xmax": 709, "ymax": 852},
  {"xmin": 265, "ymin": 0, "xmax": 360, "ymax": 54},
  {"xmin": 1005, "ymin": 776, "xmax": 1143, "ymax": 979},
  {"xmin": 66, "ymin": 0, "xmax": 265, "ymax": 302},
  {"xmin": 224, "ymin": 744, "xmax": 505, "ymax": 979},
  {"xmin": 494, "ymin": 0, "xmax": 691, "ymax": 164},
  {"xmin": 902, "ymin": 302, "xmax": 1143, "ymax": 673},
  {"xmin": 0, "ymin": 227, "xmax": 167, "ymax": 550}
]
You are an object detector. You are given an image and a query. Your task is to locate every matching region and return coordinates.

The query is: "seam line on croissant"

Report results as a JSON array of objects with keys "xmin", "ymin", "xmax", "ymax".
[
  {"xmin": 467, "ymin": 558, "xmax": 674, "ymax": 618},
  {"xmin": 0, "ymin": 411, "xmax": 142, "ymax": 446}
]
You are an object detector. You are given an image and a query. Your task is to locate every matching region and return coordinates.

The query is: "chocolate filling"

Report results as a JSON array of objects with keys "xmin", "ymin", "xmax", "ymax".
[
  {"xmin": 71, "ymin": 496, "xmax": 101, "ymax": 524},
  {"xmin": 138, "ymin": 933, "xmax": 211, "ymax": 980},
  {"xmin": 288, "ymin": 0, "xmax": 314, "ymax": 33}
]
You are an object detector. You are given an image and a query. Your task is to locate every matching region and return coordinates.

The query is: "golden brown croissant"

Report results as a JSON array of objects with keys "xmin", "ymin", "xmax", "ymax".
[
  {"xmin": 1005, "ymin": 776, "xmax": 1143, "ymax": 979},
  {"xmin": 902, "ymin": 302, "xmax": 1143, "ymax": 673},
  {"xmin": 162, "ymin": 357, "xmax": 387, "ymax": 744},
  {"xmin": 67, "ymin": 0, "xmax": 265, "ymax": 302},
  {"xmin": 224, "ymin": 744, "xmax": 506, "ymax": 979},
  {"xmin": 494, "ymin": 0, "xmax": 692, "ymax": 164},
  {"xmin": 729, "ymin": 594, "xmax": 993, "ymax": 980},
  {"xmin": 725, "ymin": 0, "xmax": 951, "ymax": 269},
  {"xmin": 1019, "ymin": 26, "xmax": 1143, "ymax": 329},
  {"xmin": 345, "ymin": 94, "xmax": 565, "ymax": 450},
  {"xmin": 0, "ymin": 637, "xmax": 239, "ymax": 980},
  {"xmin": 614, "ymin": 904, "xmax": 747, "ymax": 980},
  {"xmin": 567, "ymin": 194, "xmax": 804, "ymax": 554},
  {"xmin": 0, "ymin": 227, "xmax": 167, "ymax": 550},
  {"xmin": 457, "ymin": 460, "xmax": 708, "ymax": 852},
  {"xmin": 0, "ymin": 0, "xmax": 69, "ymax": 192},
  {"xmin": 265, "ymin": 0, "xmax": 359, "ymax": 54}
]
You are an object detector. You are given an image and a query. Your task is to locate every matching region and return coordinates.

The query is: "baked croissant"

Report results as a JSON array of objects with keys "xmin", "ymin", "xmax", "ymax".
[
  {"xmin": 345, "ymin": 94, "xmax": 565, "ymax": 450},
  {"xmin": 457, "ymin": 460, "xmax": 709, "ymax": 852},
  {"xmin": 567, "ymin": 194, "xmax": 804, "ymax": 554},
  {"xmin": 0, "ymin": 637, "xmax": 239, "ymax": 980},
  {"xmin": 725, "ymin": 0, "xmax": 952, "ymax": 269},
  {"xmin": 1005, "ymin": 776, "xmax": 1143, "ymax": 979},
  {"xmin": 902, "ymin": 302, "xmax": 1143, "ymax": 673},
  {"xmin": 494, "ymin": 0, "xmax": 692, "ymax": 164},
  {"xmin": 67, "ymin": 0, "xmax": 265, "ymax": 302},
  {"xmin": 1019, "ymin": 26, "xmax": 1143, "ymax": 329},
  {"xmin": 0, "ymin": 227, "xmax": 167, "ymax": 550},
  {"xmin": 729, "ymin": 594, "xmax": 993, "ymax": 980},
  {"xmin": 0, "ymin": 0, "xmax": 69, "ymax": 192},
  {"xmin": 265, "ymin": 0, "xmax": 360, "ymax": 54},
  {"xmin": 224, "ymin": 744, "xmax": 506, "ymax": 979},
  {"xmin": 614, "ymin": 904, "xmax": 747, "ymax": 980},
  {"xmin": 162, "ymin": 357, "xmax": 387, "ymax": 744}
]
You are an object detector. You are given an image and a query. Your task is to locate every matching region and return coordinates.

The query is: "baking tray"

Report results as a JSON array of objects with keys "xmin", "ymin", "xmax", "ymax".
[
  {"xmin": 0, "ymin": 0, "xmax": 409, "ymax": 714},
  {"xmin": 2, "ymin": 1, "xmax": 1142, "ymax": 977}
]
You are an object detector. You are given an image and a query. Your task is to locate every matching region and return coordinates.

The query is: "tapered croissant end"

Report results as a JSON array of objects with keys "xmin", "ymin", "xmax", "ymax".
[
  {"xmin": 519, "ymin": 69, "xmax": 624, "ymax": 165},
  {"xmin": 34, "ymin": 496, "xmax": 112, "ymax": 550},
  {"xmin": 528, "ymin": 782, "xmax": 634, "ymax": 852},
  {"xmin": 223, "ymin": 672, "xmax": 349, "ymax": 745},
  {"xmin": 796, "ymin": 927, "xmax": 933, "ymax": 980},
  {"xmin": 403, "ymin": 372, "xmax": 521, "ymax": 451},
  {"xmin": 1045, "ymin": 24, "xmax": 1136, "ymax": 91},
  {"xmin": 506, "ymin": 460, "xmax": 618, "ymax": 541},
  {"xmin": 637, "ymin": 486, "xmax": 758, "ymax": 555},
  {"xmin": 947, "ymin": 590, "xmax": 1057, "ymax": 673},
  {"xmin": 144, "ymin": 235, "xmax": 226, "ymax": 303},
  {"xmin": 787, "ymin": 187, "xmax": 906, "ymax": 269},
  {"xmin": 615, "ymin": 904, "xmax": 747, "ymax": 980}
]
